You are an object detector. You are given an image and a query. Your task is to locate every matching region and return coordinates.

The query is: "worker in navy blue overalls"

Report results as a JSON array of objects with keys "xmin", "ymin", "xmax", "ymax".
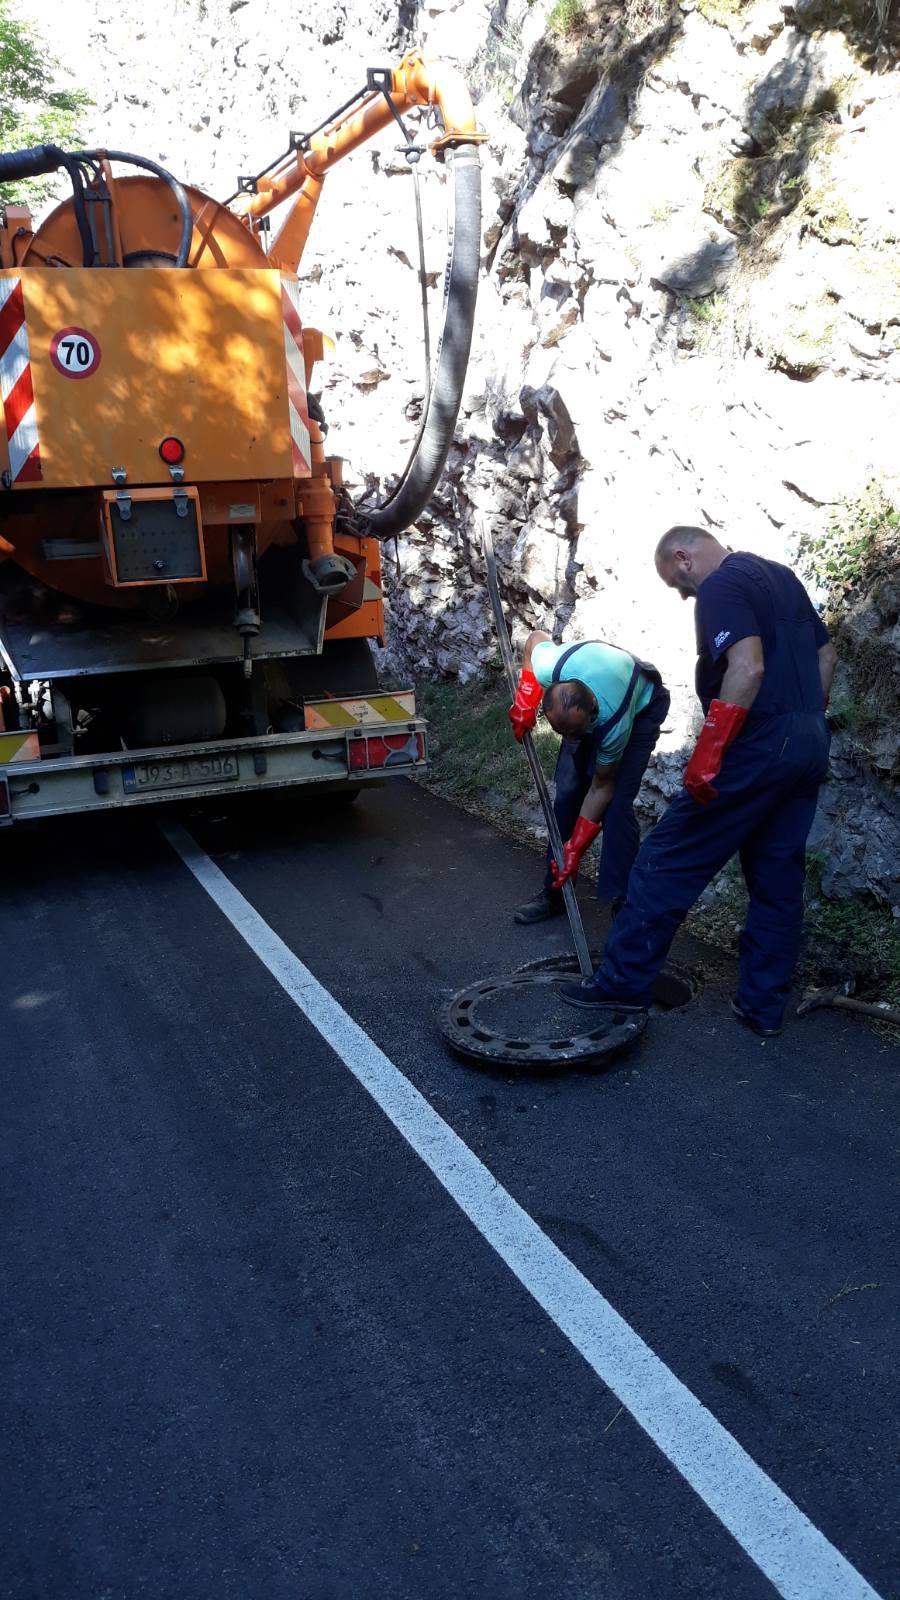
[
  {"xmin": 560, "ymin": 526, "xmax": 837, "ymax": 1037},
  {"xmin": 508, "ymin": 631, "xmax": 670, "ymax": 924}
]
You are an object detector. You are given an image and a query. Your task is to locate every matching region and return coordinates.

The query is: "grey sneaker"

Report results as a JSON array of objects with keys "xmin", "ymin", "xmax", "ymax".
[{"xmin": 513, "ymin": 888, "xmax": 565, "ymax": 925}]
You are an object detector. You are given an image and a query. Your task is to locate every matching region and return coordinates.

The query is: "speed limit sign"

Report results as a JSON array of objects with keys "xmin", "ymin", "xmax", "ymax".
[{"xmin": 49, "ymin": 326, "xmax": 102, "ymax": 379}]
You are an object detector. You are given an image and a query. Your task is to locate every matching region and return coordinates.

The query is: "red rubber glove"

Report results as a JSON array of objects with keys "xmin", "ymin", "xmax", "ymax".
[
  {"xmin": 508, "ymin": 667, "xmax": 543, "ymax": 743},
  {"xmin": 550, "ymin": 815, "xmax": 601, "ymax": 889},
  {"xmin": 684, "ymin": 699, "xmax": 748, "ymax": 805}
]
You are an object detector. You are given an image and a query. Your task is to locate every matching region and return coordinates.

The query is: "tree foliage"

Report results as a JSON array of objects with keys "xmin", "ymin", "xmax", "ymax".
[{"xmin": 0, "ymin": 0, "xmax": 91, "ymax": 204}]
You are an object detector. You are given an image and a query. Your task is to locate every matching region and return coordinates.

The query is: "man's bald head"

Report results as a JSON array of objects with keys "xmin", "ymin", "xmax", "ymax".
[
  {"xmin": 543, "ymin": 678, "xmax": 598, "ymax": 739},
  {"xmin": 655, "ymin": 525, "xmax": 727, "ymax": 599}
]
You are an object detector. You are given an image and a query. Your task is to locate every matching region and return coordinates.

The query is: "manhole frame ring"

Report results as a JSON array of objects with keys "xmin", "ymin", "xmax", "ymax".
[{"xmin": 440, "ymin": 972, "xmax": 648, "ymax": 1071}]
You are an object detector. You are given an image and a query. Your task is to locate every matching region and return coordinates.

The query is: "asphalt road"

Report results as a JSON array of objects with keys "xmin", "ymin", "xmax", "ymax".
[{"xmin": 2, "ymin": 778, "xmax": 898, "ymax": 1600}]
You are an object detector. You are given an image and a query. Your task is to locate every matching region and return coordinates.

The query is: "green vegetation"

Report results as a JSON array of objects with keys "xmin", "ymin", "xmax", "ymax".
[
  {"xmin": 804, "ymin": 856, "xmax": 900, "ymax": 1014},
  {"xmin": 622, "ymin": 0, "xmax": 673, "ymax": 37},
  {"xmin": 420, "ymin": 668, "xmax": 558, "ymax": 821},
  {"xmin": 684, "ymin": 293, "xmax": 722, "ymax": 323},
  {"xmin": 769, "ymin": 308, "xmax": 841, "ymax": 377},
  {"xmin": 799, "ymin": 186, "xmax": 861, "ymax": 245},
  {"xmin": 787, "ymin": 0, "xmax": 899, "ymax": 63},
  {"xmin": 808, "ymin": 873, "xmax": 900, "ymax": 974},
  {"xmin": 703, "ymin": 95, "xmax": 845, "ymax": 238},
  {"xmin": 680, "ymin": 293, "xmax": 728, "ymax": 352},
  {"xmin": 489, "ymin": 20, "xmax": 524, "ymax": 107},
  {"xmin": 802, "ymin": 483, "xmax": 899, "ymax": 605},
  {"xmin": 801, "ymin": 484, "xmax": 900, "ymax": 763},
  {"xmin": 695, "ymin": 0, "xmax": 896, "ymax": 59},
  {"xmin": 547, "ymin": 0, "xmax": 587, "ymax": 37},
  {"xmin": 680, "ymin": 850, "xmax": 900, "ymax": 1018},
  {"xmin": 0, "ymin": 0, "xmax": 91, "ymax": 205},
  {"xmin": 696, "ymin": 0, "xmax": 749, "ymax": 25}
]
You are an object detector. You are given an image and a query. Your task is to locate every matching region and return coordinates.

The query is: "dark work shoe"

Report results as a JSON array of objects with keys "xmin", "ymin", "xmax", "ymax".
[
  {"xmin": 731, "ymin": 999, "xmax": 782, "ymax": 1039},
  {"xmin": 514, "ymin": 888, "xmax": 565, "ymax": 925},
  {"xmin": 559, "ymin": 980, "xmax": 648, "ymax": 1013}
]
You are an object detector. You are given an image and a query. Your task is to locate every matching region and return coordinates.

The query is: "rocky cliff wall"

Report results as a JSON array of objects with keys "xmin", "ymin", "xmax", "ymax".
[{"xmin": 20, "ymin": 0, "xmax": 900, "ymax": 906}]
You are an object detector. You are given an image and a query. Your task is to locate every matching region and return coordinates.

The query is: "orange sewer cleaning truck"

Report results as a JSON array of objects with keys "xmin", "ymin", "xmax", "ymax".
[{"xmin": 0, "ymin": 51, "xmax": 482, "ymax": 824}]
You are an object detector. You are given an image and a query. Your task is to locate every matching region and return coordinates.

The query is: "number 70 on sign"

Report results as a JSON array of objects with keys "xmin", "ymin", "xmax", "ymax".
[{"xmin": 49, "ymin": 325, "xmax": 101, "ymax": 379}]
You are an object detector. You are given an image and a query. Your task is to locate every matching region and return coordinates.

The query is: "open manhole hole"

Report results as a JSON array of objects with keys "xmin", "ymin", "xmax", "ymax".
[
  {"xmin": 514, "ymin": 954, "xmax": 699, "ymax": 1012},
  {"xmin": 439, "ymin": 973, "xmax": 648, "ymax": 1071}
]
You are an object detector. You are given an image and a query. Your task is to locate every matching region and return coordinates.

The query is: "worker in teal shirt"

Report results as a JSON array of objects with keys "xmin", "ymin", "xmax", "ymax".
[{"xmin": 508, "ymin": 630, "xmax": 670, "ymax": 923}]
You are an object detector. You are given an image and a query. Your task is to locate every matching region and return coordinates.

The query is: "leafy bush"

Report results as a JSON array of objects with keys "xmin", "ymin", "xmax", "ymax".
[
  {"xmin": 801, "ymin": 484, "xmax": 900, "ymax": 749},
  {"xmin": 0, "ymin": 0, "xmax": 91, "ymax": 205},
  {"xmin": 801, "ymin": 484, "xmax": 899, "ymax": 606}
]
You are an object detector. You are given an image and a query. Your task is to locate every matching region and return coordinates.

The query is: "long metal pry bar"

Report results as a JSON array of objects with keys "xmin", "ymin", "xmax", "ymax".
[{"xmin": 481, "ymin": 520, "xmax": 594, "ymax": 979}]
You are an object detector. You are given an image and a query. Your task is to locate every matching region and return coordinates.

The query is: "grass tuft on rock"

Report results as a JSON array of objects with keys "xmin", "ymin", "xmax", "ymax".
[
  {"xmin": 420, "ymin": 668, "xmax": 559, "ymax": 821},
  {"xmin": 547, "ymin": 0, "xmax": 587, "ymax": 36}
]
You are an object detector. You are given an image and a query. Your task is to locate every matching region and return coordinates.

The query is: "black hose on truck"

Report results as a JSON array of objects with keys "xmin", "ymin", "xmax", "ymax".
[
  {"xmin": 362, "ymin": 143, "xmax": 481, "ymax": 541},
  {"xmin": 0, "ymin": 144, "xmax": 193, "ymax": 268},
  {"xmin": 0, "ymin": 144, "xmax": 69, "ymax": 183},
  {"xmin": 0, "ymin": 143, "xmax": 95, "ymax": 265}
]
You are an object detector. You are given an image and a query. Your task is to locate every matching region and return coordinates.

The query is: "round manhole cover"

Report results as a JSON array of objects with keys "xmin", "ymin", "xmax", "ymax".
[{"xmin": 440, "ymin": 972, "xmax": 647, "ymax": 1070}]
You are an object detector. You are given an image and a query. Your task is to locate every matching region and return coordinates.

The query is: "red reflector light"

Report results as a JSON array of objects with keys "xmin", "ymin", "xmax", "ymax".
[
  {"xmin": 347, "ymin": 732, "xmax": 424, "ymax": 772},
  {"xmin": 159, "ymin": 436, "xmax": 185, "ymax": 465}
]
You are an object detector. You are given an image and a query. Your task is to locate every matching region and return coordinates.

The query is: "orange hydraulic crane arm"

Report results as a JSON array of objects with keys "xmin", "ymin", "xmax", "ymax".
[{"xmin": 229, "ymin": 50, "xmax": 485, "ymax": 273}]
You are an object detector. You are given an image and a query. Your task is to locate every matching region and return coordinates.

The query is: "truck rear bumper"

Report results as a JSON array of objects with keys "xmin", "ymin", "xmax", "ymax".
[{"xmin": 0, "ymin": 721, "xmax": 427, "ymax": 823}]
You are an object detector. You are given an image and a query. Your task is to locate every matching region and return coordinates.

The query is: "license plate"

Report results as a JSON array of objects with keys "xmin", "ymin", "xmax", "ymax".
[{"xmin": 122, "ymin": 755, "xmax": 239, "ymax": 794}]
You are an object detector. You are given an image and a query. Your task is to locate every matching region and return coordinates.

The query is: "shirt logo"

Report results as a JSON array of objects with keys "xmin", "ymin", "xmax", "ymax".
[{"xmin": 714, "ymin": 630, "xmax": 731, "ymax": 649}]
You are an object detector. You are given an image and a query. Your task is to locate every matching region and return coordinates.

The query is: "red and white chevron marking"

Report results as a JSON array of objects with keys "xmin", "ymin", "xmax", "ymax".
[
  {"xmin": 280, "ymin": 277, "xmax": 311, "ymax": 478},
  {"xmin": 0, "ymin": 277, "xmax": 42, "ymax": 484}
]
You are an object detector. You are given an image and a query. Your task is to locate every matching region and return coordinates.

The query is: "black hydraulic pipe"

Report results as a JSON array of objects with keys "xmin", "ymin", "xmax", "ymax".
[
  {"xmin": 0, "ymin": 144, "xmax": 94, "ymax": 264},
  {"xmin": 0, "ymin": 143, "xmax": 66, "ymax": 182},
  {"xmin": 82, "ymin": 150, "xmax": 194, "ymax": 267},
  {"xmin": 362, "ymin": 144, "xmax": 481, "ymax": 539},
  {"xmin": 68, "ymin": 161, "xmax": 95, "ymax": 267},
  {"xmin": 0, "ymin": 143, "xmax": 193, "ymax": 268}
]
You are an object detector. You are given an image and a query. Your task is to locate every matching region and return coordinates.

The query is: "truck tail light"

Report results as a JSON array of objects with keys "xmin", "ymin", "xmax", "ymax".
[
  {"xmin": 347, "ymin": 732, "xmax": 425, "ymax": 771},
  {"xmin": 159, "ymin": 436, "xmax": 185, "ymax": 465}
]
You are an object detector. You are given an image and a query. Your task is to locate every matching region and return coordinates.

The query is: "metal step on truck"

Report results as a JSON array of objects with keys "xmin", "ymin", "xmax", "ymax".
[{"xmin": 0, "ymin": 49, "xmax": 482, "ymax": 824}]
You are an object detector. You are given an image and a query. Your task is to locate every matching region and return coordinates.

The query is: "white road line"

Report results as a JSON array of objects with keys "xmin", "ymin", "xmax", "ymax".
[{"xmin": 163, "ymin": 821, "xmax": 882, "ymax": 1600}]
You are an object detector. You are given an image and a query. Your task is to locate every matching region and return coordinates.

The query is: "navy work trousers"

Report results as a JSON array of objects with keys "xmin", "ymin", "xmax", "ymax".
[
  {"xmin": 544, "ymin": 683, "xmax": 670, "ymax": 902},
  {"xmin": 588, "ymin": 710, "xmax": 831, "ymax": 1030}
]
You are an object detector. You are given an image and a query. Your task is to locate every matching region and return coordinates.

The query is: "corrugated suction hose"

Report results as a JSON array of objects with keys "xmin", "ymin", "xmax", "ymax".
[{"xmin": 362, "ymin": 144, "xmax": 481, "ymax": 540}]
